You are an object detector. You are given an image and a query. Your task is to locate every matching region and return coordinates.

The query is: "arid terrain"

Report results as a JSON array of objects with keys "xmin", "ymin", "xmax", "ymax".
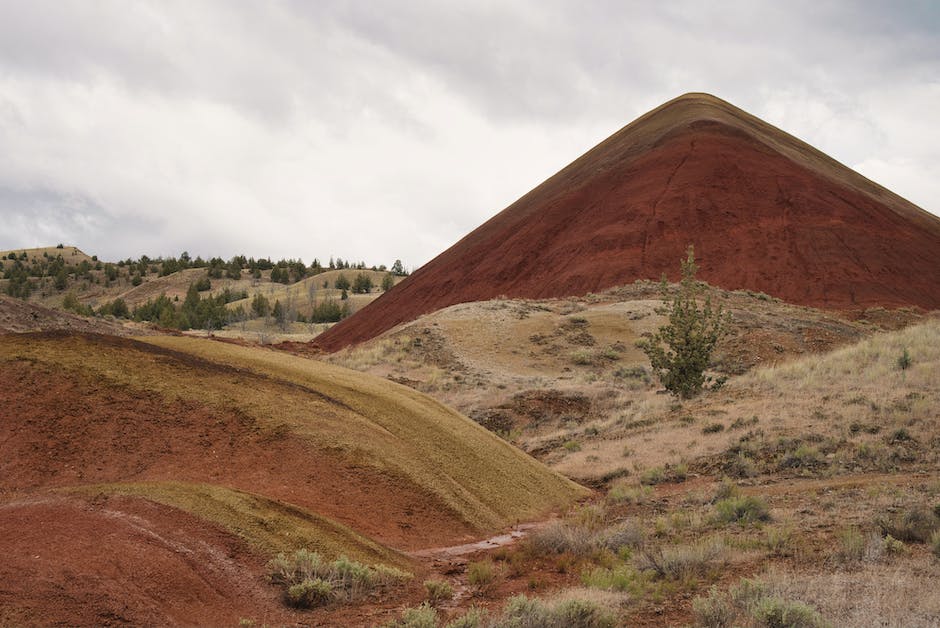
[{"xmin": 2, "ymin": 93, "xmax": 939, "ymax": 627}]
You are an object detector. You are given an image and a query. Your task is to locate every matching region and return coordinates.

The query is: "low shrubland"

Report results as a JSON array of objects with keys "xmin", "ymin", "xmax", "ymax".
[
  {"xmin": 382, "ymin": 593, "xmax": 616, "ymax": 628},
  {"xmin": 268, "ymin": 549, "xmax": 410, "ymax": 608}
]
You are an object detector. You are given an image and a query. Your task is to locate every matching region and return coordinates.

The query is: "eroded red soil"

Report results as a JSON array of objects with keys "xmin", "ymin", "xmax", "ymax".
[{"xmin": 0, "ymin": 494, "xmax": 289, "ymax": 626}]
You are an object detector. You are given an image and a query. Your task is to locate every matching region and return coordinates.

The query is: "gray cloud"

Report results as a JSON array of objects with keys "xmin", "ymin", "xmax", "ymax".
[{"xmin": 0, "ymin": 0, "xmax": 937, "ymax": 267}]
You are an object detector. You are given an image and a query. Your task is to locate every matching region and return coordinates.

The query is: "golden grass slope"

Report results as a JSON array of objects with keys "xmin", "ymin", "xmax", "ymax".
[
  {"xmin": 63, "ymin": 481, "xmax": 409, "ymax": 568},
  {"xmin": 139, "ymin": 335, "xmax": 589, "ymax": 527}
]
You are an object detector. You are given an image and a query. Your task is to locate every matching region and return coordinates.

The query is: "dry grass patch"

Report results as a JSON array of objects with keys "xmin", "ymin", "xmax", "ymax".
[
  {"xmin": 751, "ymin": 562, "xmax": 940, "ymax": 628},
  {"xmin": 63, "ymin": 481, "xmax": 408, "ymax": 568}
]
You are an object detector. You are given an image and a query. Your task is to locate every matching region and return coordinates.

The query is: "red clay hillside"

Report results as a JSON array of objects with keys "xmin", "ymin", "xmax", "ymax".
[{"xmin": 314, "ymin": 92, "xmax": 940, "ymax": 352}]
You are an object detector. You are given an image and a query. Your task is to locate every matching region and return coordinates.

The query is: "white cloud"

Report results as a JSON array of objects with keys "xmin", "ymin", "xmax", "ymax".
[{"xmin": 0, "ymin": 0, "xmax": 937, "ymax": 267}]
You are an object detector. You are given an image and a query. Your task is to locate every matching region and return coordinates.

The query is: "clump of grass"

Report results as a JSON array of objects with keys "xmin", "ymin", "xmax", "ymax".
[
  {"xmin": 438, "ymin": 594, "xmax": 615, "ymax": 628},
  {"xmin": 692, "ymin": 577, "xmax": 830, "ymax": 628},
  {"xmin": 640, "ymin": 466, "xmax": 665, "ymax": 485},
  {"xmin": 639, "ymin": 463, "xmax": 687, "ymax": 485},
  {"xmin": 606, "ymin": 480, "xmax": 652, "ymax": 505},
  {"xmin": 778, "ymin": 444, "xmax": 823, "ymax": 470},
  {"xmin": 752, "ymin": 597, "xmax": 830, "ymax": 628},
  {"xmin": 834, "ymin": 528, "xmax": 866, "ymax": 564},
  {"xmin": 571, "ymin": 350, "xmax": 595, "ymax": 366},
  {"xmin": 467, "ymin": 560, "xmax": 497, "ymax": 596},
  {"xmin": 877, "ymin": 506, "xmax": 940, "ymax": 543},
  {"xmin": 423, "ymin": 578, "xmax": 454, "ymax": 604},
  {"xmin": 443, "ymin": 607, "xmax": 486, "ymax": 628},
  {"xmin": 703, "ymin": 422, "xmax": 725, "ymax": 434},
  {"xmin": 382, "ymin": 602, "xmax": 438, "ymax": 628},
  {"xmin": 635, "ymin": 537, "xmax": 725, "ymax": 580},
  {"xmin": 763, "ymin": 526, "xmax": 793, "ymax": 557},
  {"xmin": 712, "ymin": 479, "xmax": 741, "ymax": 502},
  {"xmin": 930, "ymin": 529, "xmax": 940, "ymax": 559},
  {"xmin": 286, "ymin": 577, "xmax": 332, "ymax": 608},
  {"xmin": 496, "ymin": 594, "xmax": 615, "ymax": 628},
  {"xmin": 713, "ymin": 496, "xmax": 771, "ymax": 525},
  {"xmin": 268, "ymin": 548, "xmax": 410, "ymax": 608},
  {"xmin": 527, "ymin": 515, "xmax": 644, "ymax": 558},
  {"xmin": 692, "ymin": 585, "xmax": 736, "ymax": 628},
  {"xmin": 563, "ymin": 440, "xmax": 582, "ymax": 452}
]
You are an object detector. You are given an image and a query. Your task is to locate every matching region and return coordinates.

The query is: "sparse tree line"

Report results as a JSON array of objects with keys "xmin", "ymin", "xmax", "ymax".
[{"xmin": 2, "ymin": 249, "xmax": 408, "ymax": 302}]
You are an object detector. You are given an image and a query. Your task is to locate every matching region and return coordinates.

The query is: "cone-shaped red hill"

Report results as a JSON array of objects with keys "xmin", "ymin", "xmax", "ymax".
[{"xmin": 315, "ymin": 93, "xmax": 940, "ymax": 352}]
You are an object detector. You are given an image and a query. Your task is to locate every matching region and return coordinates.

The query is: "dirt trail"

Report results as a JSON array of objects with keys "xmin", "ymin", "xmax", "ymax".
[{"xmin": 409, "ymin": 522, "xmax": 544, "ymax": 558}]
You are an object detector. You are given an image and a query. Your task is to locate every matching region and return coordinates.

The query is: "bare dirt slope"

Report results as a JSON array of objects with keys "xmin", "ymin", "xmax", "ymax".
[
  {"xmin": 0, "ymin": 294, "xmax": 152, "ymax": 335},
  {"xmin": 314, "ymin": 92, "xmax": 940, "ymax": 351},
  {"xmin": 0, "ymin": 494, "xmax": 293, "ymax": 627}
]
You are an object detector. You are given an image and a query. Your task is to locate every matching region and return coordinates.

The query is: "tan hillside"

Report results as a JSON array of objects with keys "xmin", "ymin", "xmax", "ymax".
[{"xmin": 0, "ymin": 245, "xmax": 94, "ymax": 264}]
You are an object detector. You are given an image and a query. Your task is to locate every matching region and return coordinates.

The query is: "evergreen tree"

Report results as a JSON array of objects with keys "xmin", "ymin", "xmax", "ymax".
[
  {"xmin": 636, "ymin": 246, "xmax": 729, "ymax": 399},
  {"xmin": 352, "ymin": 273, "xmax": 373, "ymax": 294},
  {"xmin": 334, "ymin": 273, "xmax": 350, "ymax": 291}
]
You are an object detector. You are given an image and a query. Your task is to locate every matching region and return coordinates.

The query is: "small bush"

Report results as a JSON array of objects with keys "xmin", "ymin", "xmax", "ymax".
[
  {"xmin": 606, "ymin": 481, "xmax": 652, "ymax": 505},
  {"xmin": 753, "ymin": 596, "xmax": 829, "ymax": 628},
  {"xmin": 527, "ymin": 517, "xmax": 643, "ymax": 558},
  {"xmin": 639, "ymin": 467, "xmax": 665, "ymax": 485},
  {"xmin": 570, "ymin": 350, "xmax": 595, "ymax": 366},
  {"xmin": 635, "ymin": 538, "xmax": 725, "ymax": 580},
  {"xmin": 897, "ymin": 347, "xmax": 912, "ymax": 370},
  {"xmin": 703, "ymin": 422, "xmax": 725, "ymax": 434},
  {"xmin": 930, "ymin": 529, "xmax": 940, "ymax": 559},
  {"xmin": 694, "ymin": 578, "xmax": 830, "ymax": 628},
  {"xmin": 714, "ymin": 496, "xmax": 771, "ymax": 524},
  {"xmin": 383, "ymin": 602, "xmax": 438, "ymax": 628},
  {"xmin": 763, "ymin": 527, "xmax": 793, "ymax": 556},
  {"xmin": 494, "ymin": 594, "xmax": 615, "ymax": 628},
  {"xmin": 267, "ymin": 549, "xmax": 409, "ymax": 608},
  {"xmin": 444, "ymin": 607, "xmax": 486, "ymax": 628},
  {"xmin": 693, "ymin": 585, "xmax": 736, "ymax": 628},
  {"xmin": 834, "ymin": 527, "xmax": 866, "ymax": 563},
  {"xmin": 598, "ymin": 519, "xmax": 645, "ymax": 552},
  {"xmin": 878, "ymin": 506, "xmax": 940, "ymax": 542},
  {"xmin": 286, "ymin": 578, "xmax": 332, "ymax": 608},
  {"xmin": 882, "ymin": 534, "xmax": 907, "ymax": 555},
  {"xmin": 467, "ymin": 560, "xmax": 497, "ymax": 595},
  {"xmin": 423, "ymin": 578, "xmax": 454, "ymax": 604},
  {"xmin": 712, "ymin": 479, "xmax": 741, "ymax": 502}
]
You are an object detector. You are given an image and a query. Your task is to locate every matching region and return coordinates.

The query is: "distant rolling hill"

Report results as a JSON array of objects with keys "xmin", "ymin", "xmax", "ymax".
[{"xmin": 314, "ymin": 92, "xmax": 940, "ymax": 352}]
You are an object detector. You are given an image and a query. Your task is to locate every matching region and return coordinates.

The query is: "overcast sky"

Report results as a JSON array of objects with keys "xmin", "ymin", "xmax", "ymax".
[{"xmin": 1, "ymin": 1, "xmax": 938, "ymax": 268}]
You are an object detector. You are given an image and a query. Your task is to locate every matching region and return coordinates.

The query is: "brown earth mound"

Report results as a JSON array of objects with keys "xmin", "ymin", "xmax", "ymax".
[
  {"xmin": 0, "ymin": 295, "xmax": 150, "ymax": 336},
  {"xmin": 314, "ymin": 92, "xmax": 940, "ymax": 351},
  {"xmin": 0, "ymin": 494, "xmax": 289, "ymax": 627}
]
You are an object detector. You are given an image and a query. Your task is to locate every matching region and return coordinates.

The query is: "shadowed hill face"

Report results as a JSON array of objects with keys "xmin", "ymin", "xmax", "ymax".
[{"xmin": 313, "ymin": 93, "xmax": 940, "ymax": 352}]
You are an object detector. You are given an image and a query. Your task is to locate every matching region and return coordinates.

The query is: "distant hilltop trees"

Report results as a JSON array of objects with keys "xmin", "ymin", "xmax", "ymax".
[
  {"xmin": 1, "ymin": 248, "xmax": 410, "ymax": 331},
  {"xmin": 1, "ymin": 249, "xmax": 409, "ymax": 300}
]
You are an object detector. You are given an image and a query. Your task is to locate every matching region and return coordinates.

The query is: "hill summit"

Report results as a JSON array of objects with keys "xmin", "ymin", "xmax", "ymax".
[{"xmin": 314, "ymin": 92, "xmax": 940, "ymax": 351}]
